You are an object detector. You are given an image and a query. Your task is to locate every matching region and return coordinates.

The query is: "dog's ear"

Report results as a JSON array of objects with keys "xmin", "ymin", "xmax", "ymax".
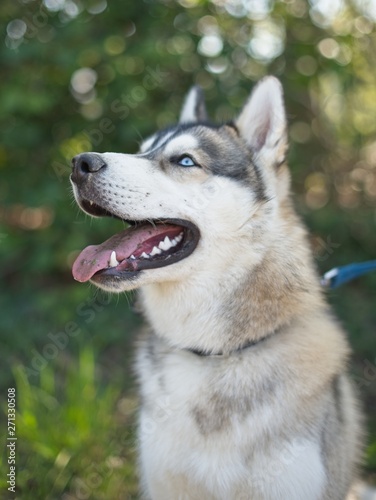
[
  {"xmin": 179, "ymin": 86, "xmax": 208, "ymax": 123},
  {"xmin": 235, "ymin": 76, "xmax": 287, "ymax": 165}
]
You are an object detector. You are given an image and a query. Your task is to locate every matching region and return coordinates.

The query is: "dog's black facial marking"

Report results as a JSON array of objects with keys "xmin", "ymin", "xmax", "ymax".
[
  {"xmin": 142, "ymin": 123, "xmax": 268, "ymax": 202},
  {"xmin": 141, "ymin": 122, "xmax": 216, "ymax": 157},
  {"xmin": 198, "ymin": 131, "xmax": 250, "ymax": 181},
  {"xmin": 197, "ymin": 126, "xmax": 268, "ymax": 202},
  {"xmin": 148, "ymin": 127, "xmax": 176, "ymax": 152}
]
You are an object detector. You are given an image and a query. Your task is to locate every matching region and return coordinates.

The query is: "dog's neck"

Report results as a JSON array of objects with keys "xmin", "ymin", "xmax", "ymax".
[
  {"xmin": 183, "ymin": 329, "xmax": 278, "ymax": 357},
  {"xmin": 140, "ymin": 214, "xmax": 324, "ymax": 355}
]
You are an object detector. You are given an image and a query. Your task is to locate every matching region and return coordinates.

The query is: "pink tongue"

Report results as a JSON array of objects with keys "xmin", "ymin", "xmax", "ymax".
[{"xmin": 72, "ymin": 223, "xmax": 182, "ymax": 282}]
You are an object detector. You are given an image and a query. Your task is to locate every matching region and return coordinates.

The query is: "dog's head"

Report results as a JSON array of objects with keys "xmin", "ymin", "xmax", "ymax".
[{"xmin": 71, "ymin": 77, "xmax": 289, "ymax": 292}]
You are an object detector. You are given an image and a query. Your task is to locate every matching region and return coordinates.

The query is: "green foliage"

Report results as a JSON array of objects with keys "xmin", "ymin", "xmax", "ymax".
[
  {"xmin": 1, "ymin": 0, "xmax": 376, "ymax": 494},
  {"xmin": 0, "ymin": 348, "xmax": 138, "ymax": 499}
]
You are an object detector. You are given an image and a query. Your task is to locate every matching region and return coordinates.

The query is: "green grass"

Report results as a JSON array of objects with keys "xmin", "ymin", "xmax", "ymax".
[{"xmin": 0, "ymin": 347, "xmax": 139, "ymax": 499}]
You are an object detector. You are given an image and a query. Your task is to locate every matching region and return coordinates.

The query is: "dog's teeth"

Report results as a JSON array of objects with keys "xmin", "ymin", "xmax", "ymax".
[
  {"xmin": 109, "ymin": 251, "xmax": 119, "ymax": 268},
  {"xmin": 170, "ymin": 234, "xmax": 182, "ymax": 247},
  {"xmin": 174, "ymin": 233, "xmax": 183, "ymax": 244},
  {"xmin": 150, "ymin": 246, "xmax": 162, "ymax": 256},
  {"xmin": 159, "ymin": 236, "xmax": 173, "ymax": 251},
  {"xmin": 130, "ymin": 254, "xmax": 136, "ymax": 260},
  {"xmin": 158, "ymin": 240, "xmax": 165, "ymax": 251},
  {"xmin": 141, "ymin": 252, "xmax": 150, "ymax": 259},
  {"xmin": 90, "ymin": 201, "xmax": 94, "ymax": 206}
]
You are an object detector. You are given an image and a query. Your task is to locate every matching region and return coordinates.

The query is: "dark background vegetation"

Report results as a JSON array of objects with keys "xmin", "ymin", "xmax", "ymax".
[{"xmin": 1, "ymin": 0, "xmax": 376, "ymax": 497}]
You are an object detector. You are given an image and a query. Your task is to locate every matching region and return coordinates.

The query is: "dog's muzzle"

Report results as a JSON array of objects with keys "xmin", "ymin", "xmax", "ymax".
[
  {"xmin": 69, "ymin": 152, "xmax": 201, "ymax": 286},
  {"xmin": 71, "ymin": 153, "xmax": 107, "ymax": 185}
]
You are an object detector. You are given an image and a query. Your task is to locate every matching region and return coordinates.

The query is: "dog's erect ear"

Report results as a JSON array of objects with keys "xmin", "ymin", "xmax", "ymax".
[
  {"xmin": 235, "ymin": 77, "xmax": 287, "ymax": 162},
  {"xmin": 179, "ymin": 85, "xmax": 208, "ymax": 123}
]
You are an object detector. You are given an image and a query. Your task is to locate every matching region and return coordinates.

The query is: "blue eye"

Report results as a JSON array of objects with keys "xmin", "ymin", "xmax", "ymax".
[{"xmin": 178, "ymin": 156, "xmax": 196, "ymax": 167}]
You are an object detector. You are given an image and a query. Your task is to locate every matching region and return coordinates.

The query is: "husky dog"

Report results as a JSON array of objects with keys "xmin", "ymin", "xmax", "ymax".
[{"xmin": 71, "ymin": 77, "xmax": 364, "ymax": 499}]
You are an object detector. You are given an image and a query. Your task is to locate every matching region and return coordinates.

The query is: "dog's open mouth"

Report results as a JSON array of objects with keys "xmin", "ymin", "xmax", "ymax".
[{"xmin": 72, "ymin": 200, "xmax": 200, "ymax": 283}]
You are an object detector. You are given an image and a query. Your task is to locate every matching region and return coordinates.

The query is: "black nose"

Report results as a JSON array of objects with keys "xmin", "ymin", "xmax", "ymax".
[{"xmin": 71, "ymin": 153, "xmax": 107, "ymax": 184}]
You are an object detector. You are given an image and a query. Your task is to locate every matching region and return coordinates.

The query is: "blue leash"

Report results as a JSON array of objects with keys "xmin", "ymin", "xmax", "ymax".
[{"xmin": 321, "ymin": 260, "xmax": 376, "ymax": 289}]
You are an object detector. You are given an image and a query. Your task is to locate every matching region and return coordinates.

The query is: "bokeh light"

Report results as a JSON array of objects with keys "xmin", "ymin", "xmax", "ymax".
[{"xmin": 70, "ymin": 67, "xmax": 98, "ymax": 103}]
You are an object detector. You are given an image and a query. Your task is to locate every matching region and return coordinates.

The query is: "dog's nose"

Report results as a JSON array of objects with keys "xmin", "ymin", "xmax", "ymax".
[{"xmin": 71, "ymin": 153, "xmax": 107, "ymax": 184}]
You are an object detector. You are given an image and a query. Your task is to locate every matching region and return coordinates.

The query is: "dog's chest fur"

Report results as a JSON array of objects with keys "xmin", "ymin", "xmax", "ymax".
[{"xmin": 135, "ymin": 315, "xmax": 351, "ymax": 500}]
